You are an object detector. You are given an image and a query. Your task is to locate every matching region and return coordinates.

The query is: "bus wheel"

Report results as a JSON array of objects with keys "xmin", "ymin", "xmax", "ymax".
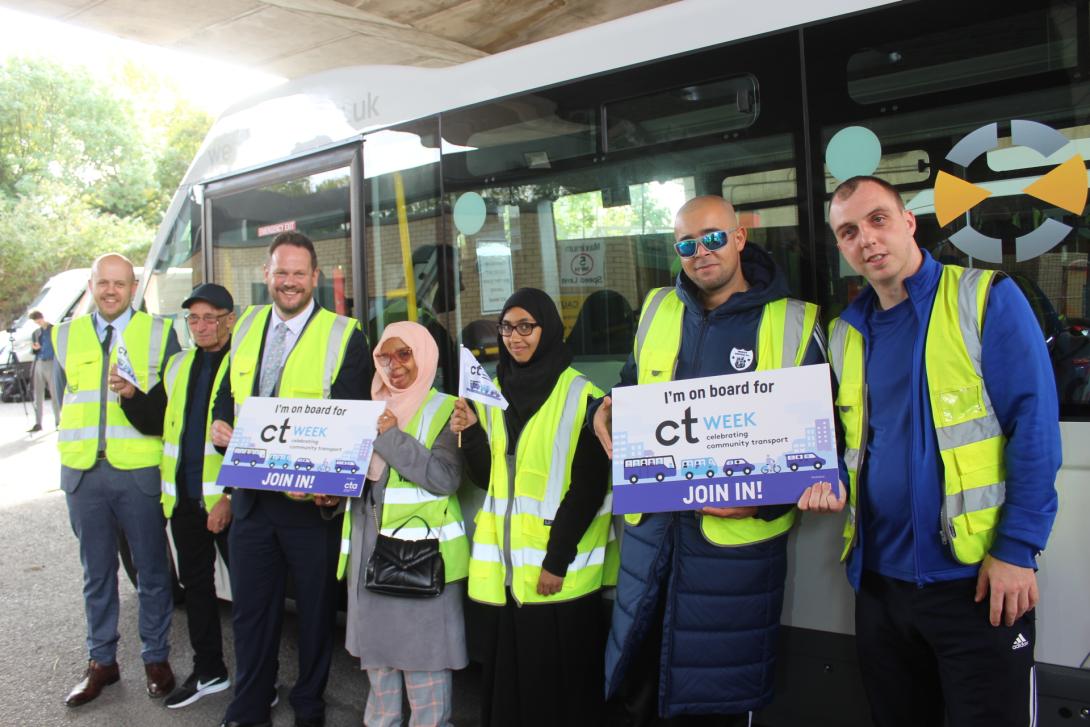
[
  {"xmin": 655, "ymin": 473, "xmax": 665, "ymax": 482},
  {"xmin": 706, "ymin": 470, "xmax": 715, "ymax": 478},
  {"xmin": 685, "ymin": 472, "xmax": 693, "ymax": 480},
  {"xmin": 790, "ymin": 464, "xmax": 798, "ymax": 471},
  {"xmin": 629, "ymin": 475, "xmax": 638, "ymax": 484}
]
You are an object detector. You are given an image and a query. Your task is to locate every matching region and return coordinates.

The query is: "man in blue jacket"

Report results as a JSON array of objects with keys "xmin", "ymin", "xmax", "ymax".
[
  {"xmin": 808, "ymin": 175, "xmax": 1061, "ymax": 727},
  {"xmin": 594, "ymin": 196, "xmax": 837, "ymax": 724}
]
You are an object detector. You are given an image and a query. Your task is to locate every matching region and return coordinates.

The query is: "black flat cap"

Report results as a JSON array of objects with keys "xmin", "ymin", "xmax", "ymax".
[{"xmin": 182, "ymin": 283, "xmax": 234, "ymax": 311}]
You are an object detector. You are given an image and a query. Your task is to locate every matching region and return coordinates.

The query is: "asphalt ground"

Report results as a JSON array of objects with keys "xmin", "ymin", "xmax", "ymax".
[{"xmin": 0, "ymin": 398, "xmax": 482, "ymax": 727}]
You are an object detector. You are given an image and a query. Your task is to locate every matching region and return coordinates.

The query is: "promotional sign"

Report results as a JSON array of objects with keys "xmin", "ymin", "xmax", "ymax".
[
  {"xmin": 114, "ymin": 334, "xmax": 140, "ymax": 390},
  {"xmin": 457, "ymin": 346, "xmax": 508, "ymax": 410},
  {"xmin": 611, "ymin": 364, "xmax": 839, "ymax": 514},
  {"xmin": 217, "ymin": 397, "xmax": 386, "ymax": 497}
]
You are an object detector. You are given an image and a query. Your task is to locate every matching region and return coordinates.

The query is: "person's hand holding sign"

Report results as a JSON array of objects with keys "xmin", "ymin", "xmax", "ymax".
[
  {"xmin": 108, "ymin": 364, "xmax": 136, "ymax": 399},
  {"xmin": 211, "ymin": 419, "xmax": 233, "ymax": 448},
  {"xmin": 592, "ymin": 395, "xmax": 613, "ymax": 457},
  {"xmin": 449, "ymin": 398, "xmax": 478, "ymax": 433},
  {"xmin": 377, "ymin": 409, "xmax": 398, "ymax": 434},
  {"xmin": 796, "ymin": 480, "xmax": 847, "ymax": 513}
]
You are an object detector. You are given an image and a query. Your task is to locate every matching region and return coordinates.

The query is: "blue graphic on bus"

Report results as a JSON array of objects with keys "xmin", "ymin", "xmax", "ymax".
[
  {"xmin": 232, "ymin": 448, "xmax": 266, "ymax": 467},
  {"xmin": 722, "ymin": 458, "xmax": 755, "ymax": 476},
  {"xmin": 623, "ymin": 456, "xmax": 677, "ymax": 484},
  {"xmin": 335, "ymin": 459, "xmax": 360, "ymax": 474},
  {"xmin": 293, "ymin": 457, "xmax": 315, "ymax": 471},
  {"xmin": 267, "ymin": 453, "xmax": 292, "ymax": 469},
  {"xmin": 680, "ymin": 457, "xmax": 718, "ymax": 480},
  {"xmin": 784, "ymin": 452, "xmax": 826, "ymax": 471},
  {"xmin": 467, "ymin": 379, "xmax": 503, "ymax": 400}
]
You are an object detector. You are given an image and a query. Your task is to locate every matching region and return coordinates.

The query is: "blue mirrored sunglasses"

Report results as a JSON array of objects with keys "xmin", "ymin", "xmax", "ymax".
[{"xmin": 674, "ymin": 228, "xmax": 738, "ymax": 258}]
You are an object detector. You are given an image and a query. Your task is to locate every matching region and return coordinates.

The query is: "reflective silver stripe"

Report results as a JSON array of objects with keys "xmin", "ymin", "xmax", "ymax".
[
  {"xmin": 163, "ymin": 481, "xmax": 177, "ymax": 497},
  {"xmin": 229, "ymin": 307, "xmax": 264, "ymax": 368},
  {"xmin": 379, "ymin": 520, "xmax": 466, "ymax": 542},
  {"xmin": 384, "ymin": 487, "xmax": 448, "ymax": 505},
  {"xmin": 55, "ymin": 321, "xmax": 72, "ymax": 370},
  {"xmin": 204, "ymin": 443, "xmax": 220, "ymax": 457},
  {"xmin": 829, "ymin": 319, "xmax": 851, "ymax": 383},
  {"xmin": 414, "ymin": 394, "xmax": 447, "ymax": 444},
  {"xmin": 634, "ymin": 288, "xmax": 673, "ymax": 366},
  {"xmin": 957, "ymin": 268, "xmax": 986, "ymax": 370},
  {"xmin": 163, "ymin": 352, "xmax": 187, "ymax": 395},
  {"xmin": 65, "ymin": 390, "xmax": 102, "ymax": 405},
  {"xmin": 57, "ymin": 424, "xmax": 149, "ymax": 442},
  {"xmin": 147, "ymin": 316, "xmax": 167, "ymax": 388},
  {"xmin": 945, "ymin": 481, "xmax": 1006, "ymax": 519},
  {"xmin": 202, "ymin": 482, "xmax": 225, "ymax": 495},
  {"xmin": 780, "ymin": 299, "xmax": 807, "ymax": 368},
  {"xmin": 542, "ymin": 376, "xmax": 590, "ymax": 522},
  {"xmin": 509, "ymin": 544, "xmax": 607, "ymax": 572},
  {"xmin": 322, "ymin": 315, "xmax": 353, "ymax": 398},
  {"xmin": 844, "ymin": 447, "xmax": 861, "ymax": 471},
  {"xmin": 163, "ymin": 442, "xmax": 180, "ymax": 459},
  {"xmin": 471, "ymin": 541, "xmax": 503, "ymax": 563},
  {"xmin": 340, "ymin": 538, "xmax": 351, "ymax": 555},
  {"xmin": 935, "ymin": 416, "xmax": 1004, "ymax": 451}
]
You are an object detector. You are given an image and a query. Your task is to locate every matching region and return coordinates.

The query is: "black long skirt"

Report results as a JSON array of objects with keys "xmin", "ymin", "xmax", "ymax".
[{"xmin": 478, "ymin": 589, "xmax": 606, "ymax": 727}]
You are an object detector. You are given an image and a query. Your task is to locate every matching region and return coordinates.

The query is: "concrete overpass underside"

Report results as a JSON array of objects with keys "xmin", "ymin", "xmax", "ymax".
[{"xmin": 2, "ymin": 0, "xmax": 678, "ymax": 77}]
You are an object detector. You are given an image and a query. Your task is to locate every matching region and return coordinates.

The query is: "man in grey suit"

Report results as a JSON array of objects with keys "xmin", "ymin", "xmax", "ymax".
[{"xmin": 53, "ymin": 254, "xmax": 180, "ymax": 707}]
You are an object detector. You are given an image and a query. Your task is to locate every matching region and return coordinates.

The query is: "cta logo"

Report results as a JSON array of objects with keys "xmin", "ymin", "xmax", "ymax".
[{"xmin": 935, "ymin": 120, "xmax": 1087, "ymax": 262}]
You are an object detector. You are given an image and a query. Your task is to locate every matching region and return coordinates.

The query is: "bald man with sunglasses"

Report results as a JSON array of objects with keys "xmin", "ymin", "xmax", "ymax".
[{"xmin": 593, "ymin": 196, "xmax": 839, "ymax": 724}]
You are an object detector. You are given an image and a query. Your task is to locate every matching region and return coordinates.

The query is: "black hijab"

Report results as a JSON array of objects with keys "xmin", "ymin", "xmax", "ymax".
[{"xmin": 496, "ymin": 288, "xmax": 573, "ymax": 446}]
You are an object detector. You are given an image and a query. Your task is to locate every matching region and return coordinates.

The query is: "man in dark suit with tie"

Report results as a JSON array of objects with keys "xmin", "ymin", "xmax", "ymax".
[{"xmin": 211, "ymin": 232, "xmax": 372, "ymax": 727}]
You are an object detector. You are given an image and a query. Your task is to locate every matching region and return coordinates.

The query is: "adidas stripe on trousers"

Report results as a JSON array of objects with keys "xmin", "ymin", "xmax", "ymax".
[{"xmin": 856, "ymin": 571, "xmax": 1037, "ymax": 727}]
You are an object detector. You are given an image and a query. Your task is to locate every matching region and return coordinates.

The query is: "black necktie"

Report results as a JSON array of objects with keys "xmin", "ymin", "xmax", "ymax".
[{"xmin": 101, "ymin": 324, "xmax": 114, "ymax": 354}]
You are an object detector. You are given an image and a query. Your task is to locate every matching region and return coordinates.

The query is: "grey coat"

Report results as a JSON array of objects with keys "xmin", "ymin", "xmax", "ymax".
[{"xmin": 344, "ymin": 420, "xmax": 468, "ymax": 672}]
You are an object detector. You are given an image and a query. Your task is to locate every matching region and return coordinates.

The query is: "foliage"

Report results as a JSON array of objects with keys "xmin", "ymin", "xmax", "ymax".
[{"xmin": 0, "ymin": 56, "xmax": 212, "ymax": 325}]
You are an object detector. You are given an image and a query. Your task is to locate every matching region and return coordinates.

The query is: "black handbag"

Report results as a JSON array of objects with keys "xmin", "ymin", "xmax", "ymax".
[{"xmin": 364, "ymin": 487, "xmax": 445, "ymax": 598}]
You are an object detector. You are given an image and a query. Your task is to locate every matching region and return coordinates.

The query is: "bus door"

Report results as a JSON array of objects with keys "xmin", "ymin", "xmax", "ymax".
[{"xmin": 199, "ymin": 143, "xmax": 362, "ymax": 325}]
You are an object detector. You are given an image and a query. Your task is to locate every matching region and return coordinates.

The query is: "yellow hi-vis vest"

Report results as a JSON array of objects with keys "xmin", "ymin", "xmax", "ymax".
[
  {"xmin": 468, "ymin": 368, "xmax": 619, "ymax": 606},
  {"xmin": 629, "ymin": 288, "xmax": 820, "ymax": 546},
  {"xmin": 829, "ymin": 266, "xmax": 1006, "ymax": 565},
  {"xmin": 160, "ymin": 348, "xmax": 230, "ymax": 518},
  {"xmin": 54, "ymin": 312, "xmax": 171, "ymax": 470},
  {"xmin": 228, "ymin": 305, "xmax": 356, "ymax": 413},
  {"xmin": 335, "ymin": 390, "xmax": 468, "ymax": 581}
]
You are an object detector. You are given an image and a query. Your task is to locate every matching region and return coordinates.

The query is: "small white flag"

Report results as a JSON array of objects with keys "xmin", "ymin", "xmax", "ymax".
[
  {"xmin": 458, "ymin": 346, "xmax": 508, "ymax": 410},
  {"xmin": 114, "ymin": 336, "xmax": 141, "ymax": 391}
]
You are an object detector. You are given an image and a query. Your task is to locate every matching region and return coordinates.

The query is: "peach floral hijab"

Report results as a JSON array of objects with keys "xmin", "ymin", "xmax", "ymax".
[{"xmin": 367, "ymin": 321, "xmax": 438, "ymax": 480}]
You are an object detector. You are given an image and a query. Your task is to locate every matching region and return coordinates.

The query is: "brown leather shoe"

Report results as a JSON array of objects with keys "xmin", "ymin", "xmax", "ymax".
[
  {"xmin": 144, "ymin": 661, "xmax": 175, "ymax": 698},
  {"xmin": 65, "ymin": 660, "xmax": 120, "ymax": 707}
]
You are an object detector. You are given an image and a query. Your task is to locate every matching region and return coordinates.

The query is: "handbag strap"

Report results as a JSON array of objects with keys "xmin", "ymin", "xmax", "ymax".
[{"xmin": 368, "ymin": 472, "xmax": 451, "ymax": 539}]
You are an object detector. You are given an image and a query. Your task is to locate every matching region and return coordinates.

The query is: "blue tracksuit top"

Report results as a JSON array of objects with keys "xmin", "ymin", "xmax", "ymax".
[{"xmin": 838, "ymin": 250, "xmax": 1061, "ymax": 589}]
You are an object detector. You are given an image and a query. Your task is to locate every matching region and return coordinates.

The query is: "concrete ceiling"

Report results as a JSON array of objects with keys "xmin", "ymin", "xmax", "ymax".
[{"xmin": 4, "ymin": 0, "xmax": 679, "ymax": 78}]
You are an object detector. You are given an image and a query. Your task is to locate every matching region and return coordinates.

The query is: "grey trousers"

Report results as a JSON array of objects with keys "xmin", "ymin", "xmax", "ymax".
[
  {"xmin": 32, "ymin": 359, "xmax": 59, "ymax": 426},
  {"xmin": 64, "ymin": 462, "xmax": 172, "ymax": 665}
]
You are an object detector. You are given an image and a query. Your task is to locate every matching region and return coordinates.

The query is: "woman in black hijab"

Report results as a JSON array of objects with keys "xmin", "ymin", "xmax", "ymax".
[{"xmin": 451, "ymin": 288, "xmax": 615, "ymax": 727}]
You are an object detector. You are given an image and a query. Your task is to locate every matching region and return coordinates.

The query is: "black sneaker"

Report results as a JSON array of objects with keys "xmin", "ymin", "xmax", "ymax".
[{"xmin": 164, "ymin": 672, "xmax": 230, "ymax": 709}]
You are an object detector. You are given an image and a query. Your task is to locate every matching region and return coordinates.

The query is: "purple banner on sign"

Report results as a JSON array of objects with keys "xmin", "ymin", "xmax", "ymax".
[
  {"xmin": 612, "ymin": 471, "xmax": 838, "ymax": 515},
  {"xmin": 218, "ymin": 464, "xmax": 365, "ymax": 497}
]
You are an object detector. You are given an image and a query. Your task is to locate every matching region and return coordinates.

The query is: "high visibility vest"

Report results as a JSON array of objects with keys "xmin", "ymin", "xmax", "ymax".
[
  {"xmin": 468, "ymin": 368, "xmax": 618, "ymax": 606},
  {"xmin": 54, "ymin": 312, "xmax": 171, "ymax": 470},
  {"xmin": 829, "ymin": 266, "xmax": 1006, "ymax": 565},
  {"xmin": 335, "ymin": 390, "xmax": 468, "ymax": 581},
  {"xmin": 630, "ymin": 288, "xmax": 820, "ymax": 546},
  {"xmin": 228, "ymin": 305, "xmax": 356, "ymax": 412},
  {"xmin": 160, "ymin": 348, "xmax": 229, "ymax": 518}
]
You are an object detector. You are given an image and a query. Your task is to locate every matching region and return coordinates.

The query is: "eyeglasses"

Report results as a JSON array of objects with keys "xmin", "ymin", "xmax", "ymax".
[
  {"xmin": 674, "ymin": 228, "xmax": 738, "ymax": 258},
  {"xmin": 184, "ymin": 312, "xmax": 229, "ymax": 326},
  {"xmin": 376, "ymin": 347, "xmax": 413, "ymax": 367},
  {"xmin": 498, "ymin": 321, "xmax": 540, "ymax": 337}
]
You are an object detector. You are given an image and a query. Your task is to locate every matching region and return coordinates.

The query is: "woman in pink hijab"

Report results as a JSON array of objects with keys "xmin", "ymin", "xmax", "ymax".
[{"xmin": 343, "ymin": 321, "xmax": 467, "ymax": 727}]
